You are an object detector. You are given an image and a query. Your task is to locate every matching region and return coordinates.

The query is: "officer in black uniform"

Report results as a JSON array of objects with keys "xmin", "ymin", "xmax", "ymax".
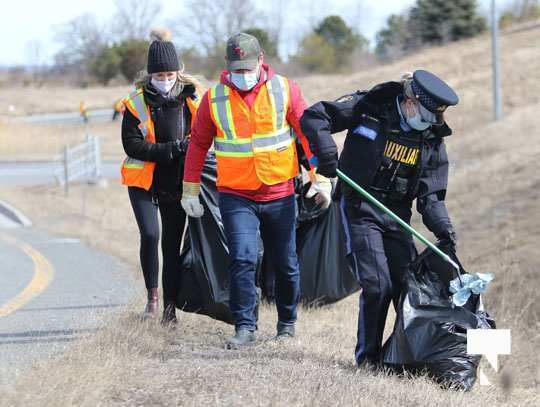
[{"xmin": 300, "ymin": 70, "xmax": 459, "ymax": 367}]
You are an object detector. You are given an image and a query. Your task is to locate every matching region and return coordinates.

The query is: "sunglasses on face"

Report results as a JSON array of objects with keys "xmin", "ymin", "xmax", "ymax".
[{"xmin": 417, "ymin": 102, "xmax": 444, "ymax": 126}]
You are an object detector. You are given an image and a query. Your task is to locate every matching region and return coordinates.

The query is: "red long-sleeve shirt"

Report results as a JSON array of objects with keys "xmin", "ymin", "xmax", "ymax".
[{"xmin": 183, "ymin": 64, "xmax": 313, "ymax": 202}]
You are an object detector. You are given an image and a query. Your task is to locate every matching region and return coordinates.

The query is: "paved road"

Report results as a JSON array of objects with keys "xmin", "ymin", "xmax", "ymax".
[
  {"xmin": 11, "ymin": 109, "xmax": 114, "ymax": 125},
  {"xmin": 0, "ymin": 226, "xmax": 136, "ymax": 385},
  {"xmin": 0, "ymin": 160, "xmax": 121, "ymax": 186}
]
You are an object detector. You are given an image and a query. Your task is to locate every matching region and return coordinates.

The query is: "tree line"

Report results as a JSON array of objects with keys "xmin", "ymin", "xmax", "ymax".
[{"xmin": 19, "ymin": 0, "xmax": 540, "ymax": 86}]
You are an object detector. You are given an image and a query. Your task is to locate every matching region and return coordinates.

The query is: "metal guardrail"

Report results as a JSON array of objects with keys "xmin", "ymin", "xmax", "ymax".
[{"xmin": 54, "ymin": 134, "xmax": 102, "ymax": 194}]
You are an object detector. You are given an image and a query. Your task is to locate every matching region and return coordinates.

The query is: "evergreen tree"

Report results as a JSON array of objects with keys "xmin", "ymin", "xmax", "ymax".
[
  {"xmin": 376, "ymin": 0, "xmax": 486, "ymax": 60},
  {"xmin": 314, "ymin": 15, "xmax": 368, "ymax": 66},
  {"xmin": 411, "ymin": 0, "xmax": 486, "ymax": 44}
]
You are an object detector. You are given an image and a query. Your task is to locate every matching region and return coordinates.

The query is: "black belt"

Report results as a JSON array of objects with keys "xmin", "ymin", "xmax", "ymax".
[
  {"xmin": 340, "ymin": 182, "xmax": 412, "ymax": 208},
  {"xmin": 367, "ymin": 189, "xmax": 412, "ymax": 208}
]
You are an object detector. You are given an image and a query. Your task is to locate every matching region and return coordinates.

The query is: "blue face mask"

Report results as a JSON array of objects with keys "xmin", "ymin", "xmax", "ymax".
[
  {"xmin": 406, "ymin": 112, "xmax": 431, "ymax": 131},
  {"xmin": 230, "ymin": 69, "xmax": 259, "ymax": 91},
  {"xmin": 405, "ymin": 102, "xmax": 431, "ymax": 131}
]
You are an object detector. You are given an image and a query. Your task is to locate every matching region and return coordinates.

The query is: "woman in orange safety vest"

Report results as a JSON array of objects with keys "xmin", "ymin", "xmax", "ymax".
[{"xmin": 120, "ymin": 33, "xmax": 202, "ymax": 326}]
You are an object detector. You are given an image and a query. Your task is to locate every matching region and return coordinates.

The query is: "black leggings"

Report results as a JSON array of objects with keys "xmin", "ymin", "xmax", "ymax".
[{"xmin": 128, "ymin": 187, "xmax": 187, "ymax": 301}]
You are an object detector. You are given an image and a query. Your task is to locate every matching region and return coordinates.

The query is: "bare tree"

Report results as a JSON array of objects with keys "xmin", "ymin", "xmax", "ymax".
[
  {"xmin": 53, "ymin": 13, "xmax": 107, "ymax": 70},
  {"xmin": 258, "ymin": 0, "xmax": 287, "ymax": 56},
  {"xmin": 25, "ymin": 40, "xmax": 43, "ymax": 83},
  {"xmin": 174, "ymin": 0, "xmax": 258, "ymax": 55},
  {"xmin": 113, "ymin": 0, "xmax": 162, "ymax": 40},
  {"xmin": 26, "ymin": 40, "xmax": 41, "ymax": 67}
]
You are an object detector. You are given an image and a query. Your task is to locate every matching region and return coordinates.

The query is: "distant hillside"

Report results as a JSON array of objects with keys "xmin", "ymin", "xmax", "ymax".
[{"xmin": 297, "ymin": 24, "xmax": 540, "ymax": 138}]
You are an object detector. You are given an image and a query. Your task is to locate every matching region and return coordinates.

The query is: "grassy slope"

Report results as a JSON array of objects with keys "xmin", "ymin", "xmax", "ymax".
[
  {"xmin": 0, "ymin": 85, "xmax": 131, "ymax": 117},
  {"xmin": 1, "ymin": 28, "xmax": 539, "ymax": 406},
  {"xmin": 0, "ymin": 121, "xmax": 122, "ymax": 161}
]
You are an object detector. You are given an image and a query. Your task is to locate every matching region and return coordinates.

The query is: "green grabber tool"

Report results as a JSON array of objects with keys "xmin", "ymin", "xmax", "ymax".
[{"xmin": 336, "ymin": 169, "xmax": 460, "ymax": 271}]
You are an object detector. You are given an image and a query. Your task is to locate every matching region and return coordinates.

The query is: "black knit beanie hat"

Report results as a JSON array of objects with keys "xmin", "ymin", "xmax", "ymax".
[{"xmin": 147, "ymin": 40, "xmax": 179, "ymax": 74}]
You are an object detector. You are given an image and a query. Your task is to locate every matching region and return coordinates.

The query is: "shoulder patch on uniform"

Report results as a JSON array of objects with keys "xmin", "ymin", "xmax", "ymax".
[
  {"xmin": 353, "ymin": 124, "xmax": 378, "ymax": 140},
  {"xmin": 335, "ymin": 94, "xmax": 354, "ymax": 103}
]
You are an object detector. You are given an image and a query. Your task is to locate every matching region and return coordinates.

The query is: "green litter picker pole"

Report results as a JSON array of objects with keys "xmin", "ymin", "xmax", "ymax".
[{"xmin": 336, "ymin": 169, "xmax": 460, "ymax": 271}]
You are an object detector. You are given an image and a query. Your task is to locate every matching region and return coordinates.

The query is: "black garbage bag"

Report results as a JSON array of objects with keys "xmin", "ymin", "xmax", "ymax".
[
  {"xmin": 177, "ymin": 154, "xmax": 359, "ymax": 322},
  {"xmin": 177, "ymin": 154, "xmax": 234, "ymax": 323},
  {"xmin": 382, "ymin": 245, "xmax": 496, "ymax": 391},
  {"xmin": 295, "ymin": 182, "xmax": 359, "ymax": 305},
  {"xmin": 177, "ymin": 153, "xmax": 263, "ymax": 324}
]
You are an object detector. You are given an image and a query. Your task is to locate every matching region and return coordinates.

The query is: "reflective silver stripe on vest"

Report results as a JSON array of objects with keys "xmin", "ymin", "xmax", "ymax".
[
  {"xmin": 252, "ymin": 127, "xmax": 292, "ymax": 148},
  {"xmin": 214, "ymin": 127, "xmax": 294, "ymax": 156},
  {"xmin": 267, "ymin": 75, "xmax": 287, "ymax": 129},
  {"xmin": 123, "ymin": 91, "xmax": 150, "ymax": 170},
  {"xmin": 123, "ymin": 157, "xmax": 145, "ymax": 168},
  {"xmin": 214, "ymin": 140, "xmax": 253, "ymax": 154},
  {"xmin": 212, "ymin": 85, "xmax": 236, "ymax": 140},
  {"xmin": 210, "ymin": 95, "xmax": 230, "ymax": 103},
  {"xmin": 131, "ymin": 91, "xmax": 149, "ymax": 137}
]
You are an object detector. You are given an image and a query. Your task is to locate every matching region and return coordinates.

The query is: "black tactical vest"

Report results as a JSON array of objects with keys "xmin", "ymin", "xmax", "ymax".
[
  {"xmin": 338, "ymin": 98, "xmax": 424, "ymax": 206},
  {"xmin": 370, "ymin": 126, "xmax": 422, "ymax": 202},
  {"xmin": 336, "ymin": 82, "xmax": 452, "ymax": 207}
]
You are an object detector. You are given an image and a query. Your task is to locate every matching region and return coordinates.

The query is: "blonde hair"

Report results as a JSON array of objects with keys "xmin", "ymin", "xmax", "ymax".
[{"xmin": 400, "ymin": 72, "xmax": 415, "ymax": 100}]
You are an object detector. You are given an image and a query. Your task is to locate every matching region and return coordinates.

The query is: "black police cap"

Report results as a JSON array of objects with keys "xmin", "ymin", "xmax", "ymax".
[{"xmin": 411, "ymin": 70, "xmax": 459, "ymax": 114}]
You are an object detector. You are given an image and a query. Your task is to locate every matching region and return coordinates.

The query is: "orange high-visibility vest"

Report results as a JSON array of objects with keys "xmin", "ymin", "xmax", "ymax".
[
  {"xmin": 114, "ymin": 99, "xmax": 125, "ymax": 113},
  {"xmin": 208, "ymin": 74, "xmax": 298, "ymax": 190},
  {"xmin": 121, "ymin": 88, "xmax": 199, "ymax": 190}
]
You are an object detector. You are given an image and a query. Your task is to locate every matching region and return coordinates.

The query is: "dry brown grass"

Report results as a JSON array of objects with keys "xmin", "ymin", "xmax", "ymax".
[
  {"xmin": 0, "ymin": 27, "xmax": 539, "ymax": 407},
  {"xmin": 1, "ymin": 300, "xmax": 538, "ymax": 407},
  {"xmin": 1, "ymin": 101, "xmax": 538, "ymax": 404},
  {"xmin": 0, "ymin": 85, "xmax": 130, "ymax": 117},
  {"xmin": 297, "ymin": 27, "xmax": 540, "ymax": 138},
  {"xmin": 2, "ymin": 27, "xmax": 538, "ymax": 163},
  {"xmin": 441, "ymin": 103, "xmax": 540, "ymax": 390},
  {"xmin": 0, "ymin": 121, "xmax": 124, "ymax": 161}
]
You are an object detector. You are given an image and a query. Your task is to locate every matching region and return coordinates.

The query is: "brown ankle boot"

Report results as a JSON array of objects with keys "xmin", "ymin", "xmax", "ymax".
[
  {"xmin": 161, "ymin": 300, "xmax": 177, "ymax": 327},
  {"xmin": 143, "ymin": 288, "xmax": 159, "ymax": 319}
]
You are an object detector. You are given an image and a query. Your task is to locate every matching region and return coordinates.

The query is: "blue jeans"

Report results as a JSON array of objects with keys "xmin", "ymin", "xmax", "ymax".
[{"xmin": 219, "ymin": 193, "xmax": 300, "ymax": 330}]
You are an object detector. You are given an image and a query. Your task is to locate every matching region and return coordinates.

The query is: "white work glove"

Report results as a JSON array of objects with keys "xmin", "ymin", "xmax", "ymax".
[
  {"xmin": 181, "ymin": 182, "xmax": 204, "ymax": 218},
  {"xmin": 305, "ymin": 173, "xmax": 332, "ymax": 209}
]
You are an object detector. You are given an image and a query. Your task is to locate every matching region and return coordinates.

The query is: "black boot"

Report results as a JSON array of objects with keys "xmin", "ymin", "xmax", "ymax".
[
  {"xmin": 275, "ymin": 321, "xmax": 295, "ymax": 340},
  {"xmin": 226, "ymin": 328, "xmax": 256, "ymax": 349},
  {"xmin": 142, "ymin": 288, "xmax": 158, "ymax": 320}
]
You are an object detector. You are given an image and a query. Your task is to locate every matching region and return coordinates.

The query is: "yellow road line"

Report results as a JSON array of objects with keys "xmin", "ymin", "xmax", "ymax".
[{"xmin": 0, "ymin": 233, "xmax": 55, "ymax": 317}]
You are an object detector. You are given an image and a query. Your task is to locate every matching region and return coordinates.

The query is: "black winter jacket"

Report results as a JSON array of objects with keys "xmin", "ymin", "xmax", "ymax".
[
  {"xmin": 300, "ymin": 81, "xmax": 454, "ymax": 240},
  {"xmin": 121, "ymin": 83, "xmax": 197, "ymax": 202}
]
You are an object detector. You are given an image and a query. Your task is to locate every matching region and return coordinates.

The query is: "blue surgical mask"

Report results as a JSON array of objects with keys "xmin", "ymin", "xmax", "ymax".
[
  {"xmin": 405, "ymin": 103, "xmax": 431, "ymax": 131},
  {"xmin": 230, "ymin": 69, "xmax": 259, "ymax": 91},
  {"xmin": 418, "ymin": 103, "xmax": 437, "ymax": 124},
  {"xmin": 407, "ymin": 113, "xmax": 431, "ymax": 131}
]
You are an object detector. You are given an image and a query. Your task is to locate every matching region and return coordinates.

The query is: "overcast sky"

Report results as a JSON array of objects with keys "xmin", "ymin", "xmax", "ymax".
[{"xmin": 1, "ymin": 0, "xmax": 514, "ymax": 66}]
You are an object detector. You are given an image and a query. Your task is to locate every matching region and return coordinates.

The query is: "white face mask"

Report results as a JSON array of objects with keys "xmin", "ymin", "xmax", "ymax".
[
  {"xmin": 151, "ymin": 77, "xmax": 176, "ymax": 94},
  {"xmin": 405, "ymin": 102, "xmax": 431, "ymax": 131},
  {"xmin": 230, "ymin": 68, "xmax": 259, "ymax": 91}
]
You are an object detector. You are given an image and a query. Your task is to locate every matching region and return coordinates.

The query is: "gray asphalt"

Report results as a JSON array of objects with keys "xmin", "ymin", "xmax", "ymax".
[
  {"xmin": 0, "ymin": 160, "xmax": 121, "ymax": 186},
  {"xmin": 0, "ymin": 227, "xmax": 137, "ymax": 385}
]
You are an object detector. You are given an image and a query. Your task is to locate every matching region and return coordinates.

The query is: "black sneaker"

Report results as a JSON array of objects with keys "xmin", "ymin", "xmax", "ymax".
[
  {"xmin": 226, "ymin": 328, "xmax": 256, "ymax": 349},
  {"xmin": 275, "ymin": 322, "xmax": 295, "ymax": 340}
]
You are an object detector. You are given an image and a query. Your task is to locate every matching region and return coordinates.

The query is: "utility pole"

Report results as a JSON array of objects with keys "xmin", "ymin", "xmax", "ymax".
[{"xmin": 491, "ymin": 0, "xmax": 503, "ymax": 120}]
